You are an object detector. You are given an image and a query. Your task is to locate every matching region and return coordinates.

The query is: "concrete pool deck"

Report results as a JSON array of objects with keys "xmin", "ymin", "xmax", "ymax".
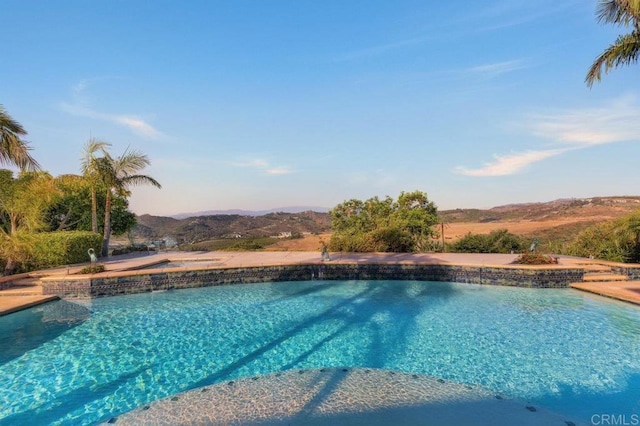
[{"xmin": 1, "ymin": 251, "xmax": 640, "ymax": 315}]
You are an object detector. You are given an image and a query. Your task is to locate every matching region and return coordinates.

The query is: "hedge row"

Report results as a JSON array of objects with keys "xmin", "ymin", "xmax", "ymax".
[{"xmin": 28, "ymin": 231, "xmax": 103, "ymax": 270}]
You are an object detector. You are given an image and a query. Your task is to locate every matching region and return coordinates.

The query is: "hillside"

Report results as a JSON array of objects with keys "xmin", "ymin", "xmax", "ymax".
[
  {"xmin": 437, "ymin": 196, "xmax": 640, "ymax": 247},
  {"xmin": 131, "ymin": 196, "xmax": 640, "ymax": 250},
  {"xmin": 439, "ymin": 196, "xmax": 640, "ymax": 223},
  {"xmin": 134, "ymin": 211, "xmax": 331, "ymax": 244}
]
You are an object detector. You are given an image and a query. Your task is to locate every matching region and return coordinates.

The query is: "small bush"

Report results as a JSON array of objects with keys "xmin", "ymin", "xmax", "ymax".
[
  {"xmin": 511, "ymin": 253, "xmax": 558, "ymax": 265},
  {"xmin": 79, "ymin": 264, "xmax": 106, "ymax": 274},
  {"xmin": 449, "ymin": 229, "xmax": 525, "ymax": 254}
]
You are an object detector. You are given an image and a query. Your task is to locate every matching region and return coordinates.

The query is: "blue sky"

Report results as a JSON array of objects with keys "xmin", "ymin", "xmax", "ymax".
[{"xmin": 2, "ymin": 0, "xmax": 640, "ymax": 216}]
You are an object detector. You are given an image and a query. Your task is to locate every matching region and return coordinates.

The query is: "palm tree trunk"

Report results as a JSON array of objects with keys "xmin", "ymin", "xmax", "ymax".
[
  {"xmin": 101, "ymin": 191, "xmax": 112, "ymax": 257},
  {"xmin": 3, "ymin": 216, "xmax": 19, "ymax": 275},
  {"xmin": 91, "ymin": 185, "xmax": 98, "ymax": 234},
  {"xmin": 3, "ymin": 259, "xmax": 16, "ymax": 276}
]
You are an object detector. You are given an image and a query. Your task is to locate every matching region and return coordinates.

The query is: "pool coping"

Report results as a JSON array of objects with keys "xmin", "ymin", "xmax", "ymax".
[{"xmin": 39, "ymin": 260, "xmax": 586, "ymax": 298}]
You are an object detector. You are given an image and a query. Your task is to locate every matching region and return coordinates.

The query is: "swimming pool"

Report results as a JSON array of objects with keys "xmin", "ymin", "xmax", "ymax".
[{"xmin": 1, "ymin": 280, "xmax": 639, "ymax": 425}]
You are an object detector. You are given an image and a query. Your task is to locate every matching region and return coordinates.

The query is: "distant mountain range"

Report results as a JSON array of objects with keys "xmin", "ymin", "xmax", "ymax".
[
  {"xmin": 135, "ymin": 210, "xmax": 331, "ymax": 244},
  {"xmin": 133, "ymin": 196, "xmax": 640, "ymax": 247},
  {"xmin": 171, "ymin": 206, "xmax": 329, "ymax": 219}
]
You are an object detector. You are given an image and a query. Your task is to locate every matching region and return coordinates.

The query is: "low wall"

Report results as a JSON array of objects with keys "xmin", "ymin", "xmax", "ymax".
[
  {"xmin": 610, "ymin": 264, "xmax": 640, "ymax": 280},
  {"xmin": 41, "ymin": 263, "xmax": 585, "ymax": 298}
]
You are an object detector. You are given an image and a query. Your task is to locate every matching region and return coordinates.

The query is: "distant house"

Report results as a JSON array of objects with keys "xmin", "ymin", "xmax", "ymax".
[
  {"xmin": 163, "ymin": 236, "xmax": 178, "ymax": 248},
  {"xmin": 278, "ymin": 232, "xmax": 292, "ymax": 239}
]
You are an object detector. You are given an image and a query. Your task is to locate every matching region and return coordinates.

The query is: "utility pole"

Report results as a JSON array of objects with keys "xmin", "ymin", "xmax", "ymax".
[{"xmin": 441, "ymin": 222, "xmax": 446, "ymax": 252}]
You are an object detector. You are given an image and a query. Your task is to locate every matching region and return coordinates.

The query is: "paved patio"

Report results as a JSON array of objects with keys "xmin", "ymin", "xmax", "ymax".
[{"xmin": 2, "ymin": 251, "xmax": 640, "ymax": 316}]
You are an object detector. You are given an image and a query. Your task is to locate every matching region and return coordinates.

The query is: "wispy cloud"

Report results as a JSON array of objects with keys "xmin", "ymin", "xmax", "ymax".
[
  {"xmin": 528, "ymin": 97, "xmax": 640, "ymax": 146},
  {"xmin": 465, "ymin": 59, "xmax": 529, "ymax": 78},
  {"xmin": 468, "ymin": 0, "xmax": 585, "ymax": 33},
  {"xmin": 232, "ymin": 158, "xmax": 294, "ymax": 176},
  {"xmin": 331, "ymin": 36, "xmax": 431, "ymax": 62},
  {"xmin": 455, "ymin": 96, "xmax": 640, "ymax": 177},
  {"xmin": 61, "ymin": 79, "xmax": 163, "ymax": 140},
  {"xmin": 455, "ymin": 149, "xmax": 568, "ymax": 177}
]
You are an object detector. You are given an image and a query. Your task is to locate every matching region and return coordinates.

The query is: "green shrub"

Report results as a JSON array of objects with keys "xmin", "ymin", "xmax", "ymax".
[
  {"xmin": 329, "ymin": 191, "xmax": 439, "ymax": 253},
  {"xmin": 79, "ymin": 264, "xmax": 106, "ymax": 274},
  {"xmin": 449, "ymin": 229, "xmax": 525, "ymax": 253},
  {"xmin": 28, "ymin": 231, "xmax": 103, "ymax": 270},
  {"xmin": 565, "ymin": 214, "xmax": 640, "ymax": 263},
  {"xmin": 328, "ymin": 232, "xmax": 372, "ymax": 252},
  {"xmin": 225, "ymin": 237, "xmax": 277, "ymax": 250},
  {"xmin": 511, "ymin": 253, "xmax": 558, "ymax": 265},
  {"xmin": 368, "ymin": 227, "xmax": 414, "ymax": 252}
]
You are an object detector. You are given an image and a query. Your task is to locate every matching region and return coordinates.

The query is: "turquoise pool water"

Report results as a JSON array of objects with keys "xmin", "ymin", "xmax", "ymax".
[{"xmin": 1, "ymin": 280, "xmax": 639, "ymax": 425}]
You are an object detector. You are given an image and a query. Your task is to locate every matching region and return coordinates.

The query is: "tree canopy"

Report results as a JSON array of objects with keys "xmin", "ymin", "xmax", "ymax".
[
  {"xmin": 0, "ymin": 170, "xmax": 58, "ymax": 274},
  {"xmin": 329, "ymin": 190, "xmax": 439, "ymax": 252},
  {"xmin": 566, "ymin": 211, "xmax": 640, "ymax": 262}
]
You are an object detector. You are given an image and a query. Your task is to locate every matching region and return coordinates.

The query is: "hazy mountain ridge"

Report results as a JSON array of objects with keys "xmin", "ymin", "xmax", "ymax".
[
  {"xmin": 439, "ymin": 196, "xmax": 640, "ymax": 223},
  {"xmin": 135, "ymin": 211, "xmax": 331, "ymax": 244},
  {"xmin": 171, "ymin": 206, "xmax": 329, "ymax": 219},
  {"xmin": 133, "ymin": 196, "xmax": 640, "ymax": 246}
]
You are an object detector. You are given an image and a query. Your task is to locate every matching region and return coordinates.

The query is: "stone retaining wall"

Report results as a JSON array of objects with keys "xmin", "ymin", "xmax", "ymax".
[
  {"xmin": 610, "ymin": 264, "xmax": 640, "ymax": 280},
  {"xmin": 41, "ymin": 263, "xmax": 585, "ymax": 298}
]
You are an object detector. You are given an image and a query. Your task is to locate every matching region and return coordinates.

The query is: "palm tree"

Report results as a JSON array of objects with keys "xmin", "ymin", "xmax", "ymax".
[
  {"xmin": 80, "ymin": 139, "xmax": 111, "ymax": 233},
  {"xmin": 586, "ymin": 0, "xmax": 640, "ymax": 87},
  {"xmin": 0, "ymin": 105, "xmax": 40, "ymax": 171},
  {"xmin": 97, "ymin": 148, "xmax": 161, "ymax": 256}
]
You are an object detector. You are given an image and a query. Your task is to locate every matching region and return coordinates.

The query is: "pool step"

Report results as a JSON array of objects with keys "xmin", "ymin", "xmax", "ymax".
[
  {"xmin": 571, "ymin": 281, "xmax": 640, "ymax": 305},
  {"xmin": 582, "ymin": 272, "xmax": 629, "ymax": 282}
]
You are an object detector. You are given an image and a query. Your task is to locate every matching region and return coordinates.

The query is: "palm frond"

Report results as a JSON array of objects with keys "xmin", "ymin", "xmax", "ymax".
[
  {"xmin": 121, "ymin": 174, "xmax": 162, "ymax": 189},
  {"xmin": 597, "ymin": 0, "xmax": 640, "ymax": 26},
  {"xmin": 0, "ymin": 105, "xmax": 40, "ymax": 171},
  {"xmin": 80, "ymin": 138, "xmax": 111, "ymax": 175},
  {"xmin": 586, "ymin": 32, "xmax": 640, "ymax": 87},
  {"xmin": 115, "ymin": 147, "xmax": 151, "ymax": 175}
]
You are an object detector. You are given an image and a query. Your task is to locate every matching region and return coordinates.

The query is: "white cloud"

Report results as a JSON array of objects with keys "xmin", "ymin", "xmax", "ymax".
[
  {"xmin": 61, "ymin": 79, "xmax": 163, "ymax": 140},
  {"xmin": 114, "ymin": 116, "xmax": 163, "ymax": 139},
  {"xmin": 455, "ymin": 149, "xmax": 568, "ymax": 177},
  {"xmin": 455, "ymin": 96, "xmax": 640, "ymax": 177}
]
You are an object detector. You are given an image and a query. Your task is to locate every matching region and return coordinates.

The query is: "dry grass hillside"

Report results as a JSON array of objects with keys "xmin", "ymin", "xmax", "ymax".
[
  {"xmin": 131, "ymin": 196, "xmax": 640, "ymax": 251},
  {"xmin": 438, "ymin": 196, "xmax": 640, "ymax": 245},
  {"xmin": 266, "ymin": 196, "xmax": 640, "ymax": 251}
]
